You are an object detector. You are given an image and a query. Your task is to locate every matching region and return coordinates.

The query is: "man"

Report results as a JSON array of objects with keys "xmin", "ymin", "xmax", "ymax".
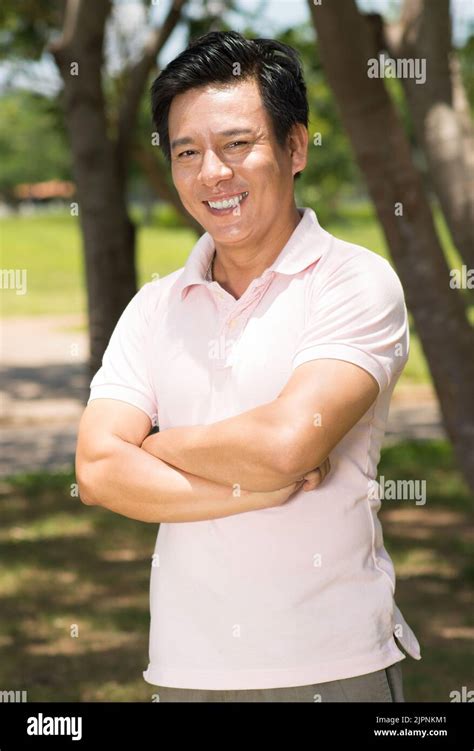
[{"xmin": 76, "ymin": 30, "xmax": 421, "ymax": 702}]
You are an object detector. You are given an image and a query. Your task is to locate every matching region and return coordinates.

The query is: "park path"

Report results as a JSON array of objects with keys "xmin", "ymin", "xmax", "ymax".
[{"xmin": 0, "ymin": 315, "xmax": 445, "ymax": 477}]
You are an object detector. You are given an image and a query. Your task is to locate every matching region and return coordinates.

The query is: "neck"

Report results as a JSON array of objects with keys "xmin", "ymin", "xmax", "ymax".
[{"xmin": 212, "ymin": 204, "xmax": 302, "ymax": 299}]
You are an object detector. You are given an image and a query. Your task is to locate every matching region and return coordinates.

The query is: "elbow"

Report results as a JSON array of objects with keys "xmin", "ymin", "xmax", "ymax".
[
  {"xmin": 274, "ymin": 429, "xmax": 325, "ymax": 479},
  {"xmin": 76, "ymin": 458, "xmax": 102, "ymax": 507},
  {"xmin": 270, "ymin": 427, "xmax": 306, "ymax": 480},
  {"xmin": 77, "ymin": 476, "xmax": 98, "ymax": 506},
  {"xmin": 79, "ymin": 484, "xmax": 97, "ymax": 506}
]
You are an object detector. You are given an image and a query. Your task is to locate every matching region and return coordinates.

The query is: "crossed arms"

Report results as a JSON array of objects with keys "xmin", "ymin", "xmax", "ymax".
[
  {"xmin": 141, "ymin": 358, "xmax": 379, "ymax": 490},
  {"xmin": 76, "ymin": 358, "xmax": 379, "ymax": 523}
]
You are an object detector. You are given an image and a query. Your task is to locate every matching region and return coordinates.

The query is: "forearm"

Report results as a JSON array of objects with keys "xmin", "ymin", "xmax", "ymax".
[
  {"xmin": 77, "ymin": 438, "xmax": 272, "ymax": 523},
  {"xmin": 141, "ymin": 404, "xmax": 300, "ymax": 492}
]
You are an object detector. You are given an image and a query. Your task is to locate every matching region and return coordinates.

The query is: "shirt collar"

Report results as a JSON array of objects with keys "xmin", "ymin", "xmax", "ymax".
[{"xmin": 179, "ymin": 207, "xmax": 331, "ymax": 300}]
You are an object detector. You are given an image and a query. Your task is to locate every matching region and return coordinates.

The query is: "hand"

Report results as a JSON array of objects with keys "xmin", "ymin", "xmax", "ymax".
[
  {"xmin": 298, "ymin": 457, "xmax": 331, "ymax": 492},
  {"xmin": 254, "ymin": 457, "xmax": 331, "ymax": 509},
  {"xmin": 258, "ymin": 478, "xmax": 305, "ymax": 508}
]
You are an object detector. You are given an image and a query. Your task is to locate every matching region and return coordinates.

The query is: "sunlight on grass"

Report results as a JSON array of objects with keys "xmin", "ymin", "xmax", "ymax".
[
  {"xmin": 82, "ymin": 680, "xmax": 152, "ymax": 702},
  {"xmin": 25, "ymin": 629, "xmax": 139, "ymax": 657},
  {"xmin": 391, "ymin": 548, "xmax": 458, "ymax": 579},
  {"xmin": 0, "ymin": 565, "xmax": 74, "ymax": 590},
  {"xmin": 0, "ymin": 513, "xmax": 93, "ymax": 542}
]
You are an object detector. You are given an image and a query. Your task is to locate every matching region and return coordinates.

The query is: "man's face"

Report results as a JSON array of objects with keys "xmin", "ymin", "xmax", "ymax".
[{"xmin": 167, "ymin": 78, "xmax": 307, "ymax": 247}]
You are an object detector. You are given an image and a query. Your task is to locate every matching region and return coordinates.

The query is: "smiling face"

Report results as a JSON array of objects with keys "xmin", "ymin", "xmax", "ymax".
[{"xmin": 168, "ymin": 77, "xmax": 307, "ymax": 250}]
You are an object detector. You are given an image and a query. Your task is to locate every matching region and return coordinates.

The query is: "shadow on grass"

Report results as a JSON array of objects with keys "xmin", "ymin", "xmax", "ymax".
[
  {"xmin": 378, "ymin": 440, "xmax": 473, "ymax": 702},
  {"xmin": 0, "ymin": 440, "xmax": 472, "ymax": 701},
  {"xmin": 0, "ymin": 471, "xmax": 157, "ymax": 701}
]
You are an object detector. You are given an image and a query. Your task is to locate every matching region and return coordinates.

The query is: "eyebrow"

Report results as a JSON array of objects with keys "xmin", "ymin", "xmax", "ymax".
[{"xmin": 170, "ymin": 128, "xmax": 255, "ymax": 151}]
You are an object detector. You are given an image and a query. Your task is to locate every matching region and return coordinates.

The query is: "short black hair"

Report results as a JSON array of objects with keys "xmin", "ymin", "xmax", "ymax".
[{"xmin": 150, "ymin": 30, "xmax": 308, "ymax": 176}]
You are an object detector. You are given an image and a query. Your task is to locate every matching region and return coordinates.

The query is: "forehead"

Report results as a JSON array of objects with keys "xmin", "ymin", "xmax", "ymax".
[{"xmin": 168, "ymin": 78, "xmax": 270, "ymax": 136}]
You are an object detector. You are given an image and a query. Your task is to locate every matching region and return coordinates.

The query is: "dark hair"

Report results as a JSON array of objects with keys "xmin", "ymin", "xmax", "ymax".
[{"xmin": 150, "ymin": 30, "xmax": 308, "ymax": 177}]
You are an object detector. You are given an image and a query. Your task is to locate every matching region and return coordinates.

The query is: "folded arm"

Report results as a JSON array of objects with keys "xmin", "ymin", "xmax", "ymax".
[
  {"xmin": 76, "ymin": 399, "xmax": 300, "ymax": 523},
  {"xmin": 141, "ymin": 358, "xmax": 380, "ymax": 492}
]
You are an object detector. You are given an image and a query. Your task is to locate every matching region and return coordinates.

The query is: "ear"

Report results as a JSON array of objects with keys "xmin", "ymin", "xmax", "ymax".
[{"xmin": 288, "ymin": 123, "xmax": 308, "ymax": 178}]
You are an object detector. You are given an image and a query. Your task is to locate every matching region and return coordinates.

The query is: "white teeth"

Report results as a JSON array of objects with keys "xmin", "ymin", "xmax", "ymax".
[{"xmin": 208, "ymin": 192, "xmax": 248, "ymax": 210}]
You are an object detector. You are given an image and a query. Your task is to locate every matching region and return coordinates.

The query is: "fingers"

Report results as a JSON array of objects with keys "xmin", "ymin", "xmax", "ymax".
[
  {"xmin": 301, "ymin": 457, "xmax": 331, "ymax": 491},
  {"xmin": 302, "ymin": 469, "xmax": 321, "ymax": 491},
  {"xmin": 319, "ymin": 457, "xmax": 330, "ymax": 481}
]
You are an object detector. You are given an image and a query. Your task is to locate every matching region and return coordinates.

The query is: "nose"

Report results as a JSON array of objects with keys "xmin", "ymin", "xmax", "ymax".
[{"xmin": 198, "ymin": 149, "xmax": 233, "ymax": 187}]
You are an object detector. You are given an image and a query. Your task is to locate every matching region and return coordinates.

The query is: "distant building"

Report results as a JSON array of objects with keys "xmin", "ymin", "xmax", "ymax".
[{"xmin": 14, "ymin": 179, "xmax": 76, "ymax": 201}]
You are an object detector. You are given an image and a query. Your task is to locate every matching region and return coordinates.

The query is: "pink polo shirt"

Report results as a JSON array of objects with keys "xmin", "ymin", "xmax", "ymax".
[{"xmin": 87, "ymin": 207, "xmax": 422, "ymax": 690}]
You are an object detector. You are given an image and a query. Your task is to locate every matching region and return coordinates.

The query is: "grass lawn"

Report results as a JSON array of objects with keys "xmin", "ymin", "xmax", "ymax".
[
  {"xmin": 0, "ymin": 440, "xmax": 471, "ymax": 701},
  {"xmin": 0, "ymin": 212, "xmax": 198, "ymax": 318}
]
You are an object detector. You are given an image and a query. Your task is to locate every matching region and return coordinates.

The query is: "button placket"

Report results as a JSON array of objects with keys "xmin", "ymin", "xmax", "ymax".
[{"xmin": 213, "ymin": 270, "xmax": 275, "ymax": 369}]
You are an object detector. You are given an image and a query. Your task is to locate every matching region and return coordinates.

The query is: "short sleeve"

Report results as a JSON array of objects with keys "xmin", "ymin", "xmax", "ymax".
[
  {"xmin": 292, "ymin": 251, "xmax": 409, "ymax": 393},
  {"xmin": 87, "ymin": 280, "xmax": 158, "ymax": 421}
]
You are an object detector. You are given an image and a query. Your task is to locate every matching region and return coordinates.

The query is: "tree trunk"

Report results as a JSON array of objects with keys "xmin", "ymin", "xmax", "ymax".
[
  {"xmin": 382, "ymin": 0, "xmax": 474, "ymax": 270},
  {"xmin": 51, "ymin": 0, "xmax": 135, "ymax": 378},
  {"xmin": 49, "ymin": 0, "xmax": 187, "ymax": 377},
  {"xmin": 308, "ymin": 0, "xmax": 474, "ymax": 493}
]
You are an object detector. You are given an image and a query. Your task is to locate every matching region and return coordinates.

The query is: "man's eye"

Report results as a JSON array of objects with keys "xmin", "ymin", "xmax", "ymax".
[
  {"xmin": 227, "ymin": 141, "xmax": 248, "ymax": 148},
  {"xmin": 178, "ymin": 150, "xmax": 196, "ymax": 158}
]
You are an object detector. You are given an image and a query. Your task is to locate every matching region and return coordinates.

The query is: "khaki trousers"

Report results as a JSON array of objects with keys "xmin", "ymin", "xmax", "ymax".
[{"xmin": 154, "ymin": 659, "xmax": 405, "ymax": 702}]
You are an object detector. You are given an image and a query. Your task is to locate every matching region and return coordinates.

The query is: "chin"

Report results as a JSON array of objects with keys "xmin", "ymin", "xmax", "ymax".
[
  {"xmin": 211, "ymin": 223, "xmax": 251, "ymax": 242},
  {"xmin": 199, "ymin": 212, "xmax": 246, "ymax": 234}
]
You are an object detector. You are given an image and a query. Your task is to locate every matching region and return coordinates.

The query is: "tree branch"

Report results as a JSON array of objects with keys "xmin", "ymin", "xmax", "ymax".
[
  {"xmin": 47, "ymin": 0, "xmax": 83, "ymax": 55},
  {"xmin": 117, "ymin": 0, "xmax": 187, "ymax": 170}
]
